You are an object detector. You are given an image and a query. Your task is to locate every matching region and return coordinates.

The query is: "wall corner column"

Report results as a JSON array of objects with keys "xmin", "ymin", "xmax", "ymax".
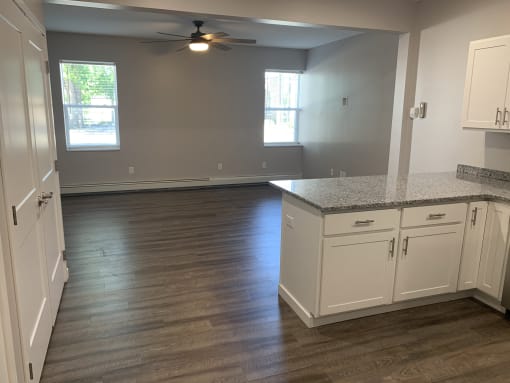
[{"xmin": 387, "ymin": 29, "xmax": 420, "ymax": 177}]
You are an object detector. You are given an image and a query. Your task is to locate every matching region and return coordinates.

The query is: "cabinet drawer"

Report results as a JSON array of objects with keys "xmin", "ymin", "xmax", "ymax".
[
  {"xmin": 324, "ymin": 209, "xmax": 400, "ymax": 236},
  {"xmin": 401, "ymin": 203, "xmax": 467, "ymax": 228}
]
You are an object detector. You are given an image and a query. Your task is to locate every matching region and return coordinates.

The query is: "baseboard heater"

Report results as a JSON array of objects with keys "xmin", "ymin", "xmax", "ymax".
[{"xmin": 60, "ymin": 174, "xmax": 301, "ymax": 195}]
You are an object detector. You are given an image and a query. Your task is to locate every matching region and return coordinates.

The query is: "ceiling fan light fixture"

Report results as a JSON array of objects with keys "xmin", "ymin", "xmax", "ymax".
[{"xmin": 189, "ymin": 42, "xmax": 209, "ymax": 52}]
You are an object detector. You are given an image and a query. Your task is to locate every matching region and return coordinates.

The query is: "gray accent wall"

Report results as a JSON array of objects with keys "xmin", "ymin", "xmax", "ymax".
[
  {"xmin": 299, "ymin": 32, "xmax": 399, "ymax": 178},
  {"xmin": 47, "ymin": 32, "xmax": 306, "ymax": 188}
]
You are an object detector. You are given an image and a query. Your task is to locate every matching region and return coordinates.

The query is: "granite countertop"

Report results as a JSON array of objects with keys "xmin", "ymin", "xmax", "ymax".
[{"xmin": 270, "ymin": 171, "xmax": 510, "ymax": 213}]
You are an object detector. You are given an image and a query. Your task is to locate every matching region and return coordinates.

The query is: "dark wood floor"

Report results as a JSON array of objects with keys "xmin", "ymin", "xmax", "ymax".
[{"xmin": 41, "ymin": 185, "xmax": 510, "ymax": 383}]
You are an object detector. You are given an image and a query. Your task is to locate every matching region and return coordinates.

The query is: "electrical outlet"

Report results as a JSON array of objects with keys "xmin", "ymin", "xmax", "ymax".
[
  {"xmin": 217, "ymin": 162, "xmax": 223, "ymax": 171},
  {"xmin": 262, "ymin": 161, "xmax": 267, "ymax": 169},
  {"xmin": 330, "ymin": 168, "xmax": 334, "ymax": 176},
  {"xmin": 339, "ymin": 170, "xmax": 347, "ymax": 177},
  {"xmin": 128, "ymin": 166, "xmax": 135, "ymax": 174},
  {"xmin": 342, "ymin": 97, "xmax": 349, "ymax": 107}
]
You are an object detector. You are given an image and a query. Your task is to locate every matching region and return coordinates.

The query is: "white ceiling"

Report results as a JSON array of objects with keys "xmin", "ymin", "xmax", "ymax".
[{"xmin": 43, "ymin": 4, "xmax": 363, "ymax": 49}]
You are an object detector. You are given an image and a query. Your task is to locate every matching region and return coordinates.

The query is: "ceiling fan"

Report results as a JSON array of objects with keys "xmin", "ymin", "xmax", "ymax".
[{"xmin": 142, "ymin": 20, "xmax": 257, "ymax": 52}]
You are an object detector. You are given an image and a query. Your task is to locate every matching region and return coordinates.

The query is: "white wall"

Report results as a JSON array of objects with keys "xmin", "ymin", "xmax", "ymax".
[
  {"xmin": 409, "ymin": 0, "xmax": 510, "ymax": 173},
  {"xmin": 299, "ymin": 32, "xmax": 399, "ymax": 178},
  {"xmin": 47, "ymin": 32, "xmax": 306, "ymax": 188}
]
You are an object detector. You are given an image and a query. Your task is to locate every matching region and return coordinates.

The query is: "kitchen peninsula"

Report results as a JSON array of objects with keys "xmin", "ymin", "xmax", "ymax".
[{"xmin": 271, "ymin": 165, "xmax": 510, "ymax": 327}]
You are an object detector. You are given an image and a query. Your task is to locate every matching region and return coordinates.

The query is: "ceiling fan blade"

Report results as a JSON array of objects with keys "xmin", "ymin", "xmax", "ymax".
[
  {"xmin": 211, "ymin": 42, "xmax": 232, "ymax": 51},
  {"xmin": 141, "ymin": 39, "xmax": 191, "ymax": 43},
  {"xmin": 201, "ymin": 32, "xmax": 229, "ymax": 40},
  {"xmin": 213, "ymin": 38, "xmax": 256, "ymax": 44},
  {"xmin": 176, "ymin": 45, "xmax": 189, "ymax": 52},
  {"xmin": 158, "ymin": 31, "xmax": 190, "ymax": 38}
]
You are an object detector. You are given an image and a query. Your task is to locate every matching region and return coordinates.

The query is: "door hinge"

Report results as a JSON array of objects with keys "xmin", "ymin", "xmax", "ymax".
[
  {"xmin": 12, "ymin": 206, "xmax": 18, "ymax": 226},
  {"xmin": 29, "ymin": 362, "xmax": 34, "ymax": 380},
  {"xmin": 62, "ymin": 249, "xmax": 67, "ymax": 260},
  {"xmin": 54, "ymin": 159, "xmax": 59, "ymax": 172},
  {"xmin": 45, "ymin": 60, "xmax": 50, "ymax": 74}
]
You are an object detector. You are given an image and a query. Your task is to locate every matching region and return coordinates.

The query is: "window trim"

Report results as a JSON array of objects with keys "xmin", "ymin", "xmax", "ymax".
[
  {"xmin": 264, "ymin": 70, "xmax": 302, "ymax": 145},
  {"xmin": 59, "ymin": 60, "xmax": 120, "ymax": 151}
]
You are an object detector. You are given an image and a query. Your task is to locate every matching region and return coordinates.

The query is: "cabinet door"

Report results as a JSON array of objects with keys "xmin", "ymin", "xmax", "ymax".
[
  {"xmin": 462, "ymin": 36, "xmax": 510, "ymax": 129},
  {"xmin": 320, "ymin": 232, "xmax": 397, "ymax": 316},
  {"xmin": 477, "ymin": 203, "xmax": 510, "ymax": 299},
  {"xmin": 458, "ymin": 202, "xmax": 488, "ymax": 291},
  {"xmin": 394, "ymin": 225, "xmax": 464, "ymax": 302}
]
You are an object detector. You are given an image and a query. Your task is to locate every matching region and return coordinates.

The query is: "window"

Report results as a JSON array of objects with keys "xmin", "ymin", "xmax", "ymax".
[
  {"xmin": 59, "ymin": 61, "xmax": 120, "ymax": 150},
  {"xmin": 264, "ymin": 71, "xmax": 300, "ymax": 144}
]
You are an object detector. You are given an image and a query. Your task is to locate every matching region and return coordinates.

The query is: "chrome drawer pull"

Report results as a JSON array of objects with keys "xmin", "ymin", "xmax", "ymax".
[
  {"xmin": 389, "ymin": 238, "xmax": 395, "ymax": 258},
  {"xmin": 403, "ymin": 236, "xmax": 409, "ymax": 256},
  {"xmin": 471, "ymin": 207, "xmax": 478, "ymax": 226},
  {"xmin": 496, "ymin": 107, "xmax": 502, "ymax": 126},
  {"xmin": 428, "ymin": 213, "xmax": 446, "ymax": 219},
  {"xmin": 354, "ymin": 219, "xmax": 375, "ymax": 225}
]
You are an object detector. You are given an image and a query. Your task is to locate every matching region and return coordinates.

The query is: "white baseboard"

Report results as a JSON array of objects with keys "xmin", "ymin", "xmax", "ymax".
[
  {"xmin": 278, "ymin": 284, "xmax": 314, "ymax": 327},
  {"xmin": 61, "ymin": 174, "xmax": 302, "ymax": 195},
  {"xmin": 279, "ymin": 284, "xmax": 485, "ymax": 328},
  {"xmin": 472, "ymin": 290, "xmax": 506, "ymax": 313},
  {"xmin": 309, "ymin": 291, "xmax": 473, "ymax": 327}
]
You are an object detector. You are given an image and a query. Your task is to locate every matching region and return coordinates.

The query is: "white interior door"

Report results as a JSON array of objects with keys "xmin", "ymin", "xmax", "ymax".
[
  {"xmin": 462, "ymin": 36, "xmax": 510, "ymax": 129},
  {"xmin": 24, "ymin": 37, "xmax": 66, "ymax": 324},
  {"xmin": 0, "ymin": 16, "xmax": 52, "ymax": 383}
]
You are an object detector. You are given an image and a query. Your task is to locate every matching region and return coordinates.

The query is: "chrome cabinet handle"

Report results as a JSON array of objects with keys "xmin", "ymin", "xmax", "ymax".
[
  {"xmin": 503, "ymin": 107, "xmax": 509, "ymax": 127},
  {"xmin": 496, "ymin": 108, "xmax": 502, "ymax": 126},
  {"xmin": 389, "ymin": 238, "xmax": 395, "ymax": 259},
  {"xmin": 403, "ymin": 236, "xmax": 409, "ymax": 256},
  {"xmin": 428, "ymin": 213, "xmax": 446, "ymax": 219},
  {"xmin": 471, "ymin": 207, "xmax": 478, "ymax": 226},
  {"xmin": 354, "ymin": 219, "xmax": 375, "ymax": 225}
]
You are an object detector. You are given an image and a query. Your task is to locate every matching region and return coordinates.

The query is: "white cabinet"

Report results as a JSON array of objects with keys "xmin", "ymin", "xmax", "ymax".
[
  {"xmin": 278, "ymin": 196, "xmax": 510, "ymax": 327},
  {"xmin": 458, "ymin": 202, "xmax": 488, "ymax": 290},
  {"xmin": 320, "ymin": 232, "xmax": 397, "ymax": 315},
  {"xmin": 462, "ymin": 35, "xmax": 510, "ymax": 130},
  {"xmin": 394, "ymin": 225, "xmax": 465, "ymax": 302},
  {"xmin": 477, "ymin": 203, "xmax": 510, "ymax": 299}
]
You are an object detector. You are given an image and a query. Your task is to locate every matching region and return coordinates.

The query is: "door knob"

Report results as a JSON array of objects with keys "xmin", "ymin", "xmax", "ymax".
[
  {"xmin": 38, "ymin": 192, "xmax": 53, "ymax": 206},
  {"xmin": 41, "ymin": 192, "xmax": 53, "ymax": 200}
]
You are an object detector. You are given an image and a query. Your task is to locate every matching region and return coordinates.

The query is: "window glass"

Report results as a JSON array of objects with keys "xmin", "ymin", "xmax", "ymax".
[
  {"xmin": 60, "ymin": 61, "xmax": 119, "ymax": 150},
  {"xmin": 264, "ymin": 71, "xmax": 300, "ymax": 144}
]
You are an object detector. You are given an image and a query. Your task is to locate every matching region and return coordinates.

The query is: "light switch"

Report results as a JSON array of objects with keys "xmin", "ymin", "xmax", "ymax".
[{"xmin": 285, "ymin": 214, "xmax": 295, "ymax": 229}]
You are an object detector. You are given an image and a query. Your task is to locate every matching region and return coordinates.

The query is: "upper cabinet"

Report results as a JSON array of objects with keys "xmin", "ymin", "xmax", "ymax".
[{"xmin": 462, "ymin": 35, "xmax": 510, "ymax": 130}]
